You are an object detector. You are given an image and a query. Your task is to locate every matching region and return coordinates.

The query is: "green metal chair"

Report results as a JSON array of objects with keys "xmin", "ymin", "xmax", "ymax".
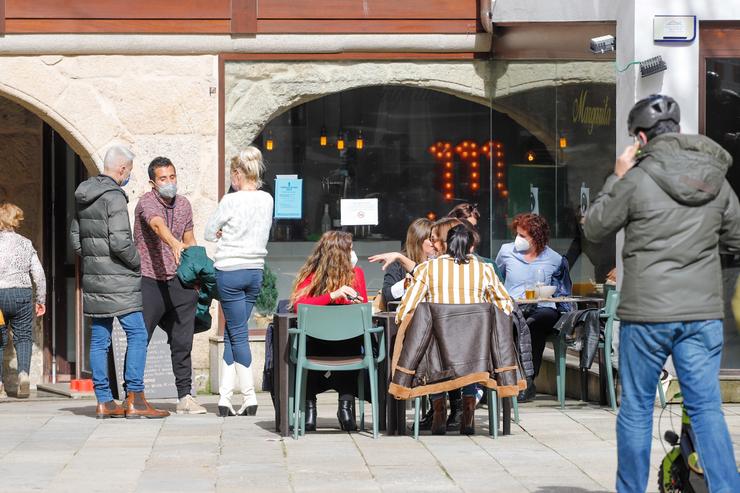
[
  {"xmin": 411, "ymin": 389, "xmax": 518, "ymax": 439},
  {"xmin": 289, "ymin": 303, "xmax": 385, "ymax": 439},
  {"xmin": 546, "ymin": 290, "xmax": 620, "ymax": 409},
  {"xmin": 547, "ymin": 290, "xmax": 666, "ymax": 411},
  {"xmin": 601, "ymin": 291, "xmax": 667, "ymax": 411}
]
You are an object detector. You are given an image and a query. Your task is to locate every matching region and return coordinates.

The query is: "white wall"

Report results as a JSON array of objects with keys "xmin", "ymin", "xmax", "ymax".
[{"xmin": 617, "ymin": 0, "xmax": 740, "ymax": 143}]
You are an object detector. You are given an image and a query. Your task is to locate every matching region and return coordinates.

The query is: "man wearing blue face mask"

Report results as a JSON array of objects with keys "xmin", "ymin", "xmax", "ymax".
[
  {"xmin": 71, "ymin": 146, "xmax": 169, "ymax": 419},
  {"xmin": 134, "ymin": 157, "xmax": 203, "ymax": 414}
]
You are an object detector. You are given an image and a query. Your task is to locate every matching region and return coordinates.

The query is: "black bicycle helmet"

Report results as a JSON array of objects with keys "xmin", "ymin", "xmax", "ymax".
[{"xmin": 627, "ymin": 94, "xmax": 680, "ymax": 136}]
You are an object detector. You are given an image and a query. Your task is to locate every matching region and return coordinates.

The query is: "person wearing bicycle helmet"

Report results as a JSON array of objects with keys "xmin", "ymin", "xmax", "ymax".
[{"xmin": 584, "ymin": 94, "xmax": 740, "ymax": 493}]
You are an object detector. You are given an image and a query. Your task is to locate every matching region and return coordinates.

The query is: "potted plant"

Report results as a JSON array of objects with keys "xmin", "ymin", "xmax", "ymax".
[{"xmin": 253, "ymin": 264, "xmax": 278, "ymax": 329}]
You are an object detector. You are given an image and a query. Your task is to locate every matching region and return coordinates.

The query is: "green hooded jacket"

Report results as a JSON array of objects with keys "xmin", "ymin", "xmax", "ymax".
[{"xmin": 584, "ymin": 133, "xmax": 740, "ymax": 322}]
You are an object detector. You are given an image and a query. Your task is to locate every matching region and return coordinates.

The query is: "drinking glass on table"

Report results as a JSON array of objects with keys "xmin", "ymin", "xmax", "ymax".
[{"xmin": 525, "ymin": 280, "xmax": 537, "ymax": 300}]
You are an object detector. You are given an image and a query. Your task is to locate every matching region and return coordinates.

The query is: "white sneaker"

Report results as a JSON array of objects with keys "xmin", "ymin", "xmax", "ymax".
[
  {"xmin": 17, "ymin": 372, "xmax": 30, "ymax": 398},
  {"xmin": 0, "ymin": 383, "xmax": 7, "ymax": 399},
  {"xmin": 176, "ymin": 394, "xmax": 207, "ymax": 414}
]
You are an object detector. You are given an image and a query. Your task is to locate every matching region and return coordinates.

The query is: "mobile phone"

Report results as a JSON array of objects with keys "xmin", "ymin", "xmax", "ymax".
[{"xmin": 348, "ymin": 294, "xmax": 362, "ymax": 302}]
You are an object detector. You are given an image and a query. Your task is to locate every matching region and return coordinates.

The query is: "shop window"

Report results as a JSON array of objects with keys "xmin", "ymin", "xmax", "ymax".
[
  {"xmin": 706, "ymin": 59, "xmax": 740, "ymax": 370},
  {"xmin": 254, "ymin": 86, "xmax": 546, "ymax": 259},
  {"xmin": 493, "ymin": 82, "xmax": 617, "ymax": 294}
]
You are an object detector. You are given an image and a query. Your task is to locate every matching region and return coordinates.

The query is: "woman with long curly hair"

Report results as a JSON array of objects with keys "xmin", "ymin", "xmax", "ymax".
[
  {"xmin": 495, "ymin": 213, "xmax": 571, "ymax": 402},
  {"xmin": 290, "ymin": 230, "xmax": 368, "ymax": 432}
]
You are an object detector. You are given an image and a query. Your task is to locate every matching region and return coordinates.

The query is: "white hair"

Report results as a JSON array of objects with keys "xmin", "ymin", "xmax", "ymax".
[{"xmin": 103, "ymin": 145, "xmax": 135, "ymax": 172}]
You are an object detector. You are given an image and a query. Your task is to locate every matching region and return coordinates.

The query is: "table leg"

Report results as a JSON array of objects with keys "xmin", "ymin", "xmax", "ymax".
[
  {"xmin": 580, "ymin": 368, "xmax": 589, "ymax": 402},
  {"xmin": 598, "ymin": 346, "xmax": 608, "ymax": 406},
  {"xmin": 278, "ymin": 317, "xmax": 290, "ymax": 437},
  {"xmin": 272, "ymin": 315, "xmax": 281, "ymax": 433},
  {"xmin": 502, "ymin": 398, "xmax": 511, "ymax": 435}
]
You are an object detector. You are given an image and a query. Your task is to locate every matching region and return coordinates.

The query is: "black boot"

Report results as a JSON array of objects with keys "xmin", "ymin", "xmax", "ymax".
[
  {"xmin": 305, "ymin": 399, "xmax": 317, "ymax": 432},
  {"xmin": 337, "ymin": 399, "xmax": 356, "ymax": 432},
  {"xmin": 446, "ymin": 394, "xmax": 463, "ymax": 431},
  {"xmin": 418, "ymin": 406, "xmax": 435, "ymax": 431},
  {"xmin": 517, "ymin": 377, "xmax": 537, "ymax": 403}
]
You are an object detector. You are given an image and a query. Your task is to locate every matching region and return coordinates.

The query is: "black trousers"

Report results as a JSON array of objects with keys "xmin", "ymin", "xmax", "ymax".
[
  {"xmin": 142, "ymin": 276, "xmax": 198, "ymax": 398},
  {"xmin": 305, "ymin": 337, "xmax": 361, "ymax": 401},
  {"xmin": 525, "ymin": 306, "xmax": 561, "ymax": 377}
]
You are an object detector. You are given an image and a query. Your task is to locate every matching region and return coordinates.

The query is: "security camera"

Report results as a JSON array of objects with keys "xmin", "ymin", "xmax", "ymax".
[{"xmin": 590, "ymin": 35, "xmax": 616, "ymax": 54}]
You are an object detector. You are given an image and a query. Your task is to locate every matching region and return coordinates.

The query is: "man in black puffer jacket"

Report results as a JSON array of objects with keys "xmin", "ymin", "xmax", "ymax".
[
  {"xmin": 585, "ymin": 95, "xmax": 740, "ymax": 493},
  {"xmin": 70, "ymin": 146, "xmax": 168, "ymax": 420}
]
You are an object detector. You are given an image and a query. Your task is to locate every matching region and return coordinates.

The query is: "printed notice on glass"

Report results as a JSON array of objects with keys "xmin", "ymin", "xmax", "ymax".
[
  {"xmin": 340, "ymin": 198, "xmax": 379, "ymax": 226},
  {"xmin": 274, "ymin": 176, "xmax": 303, "ymax": 219}
]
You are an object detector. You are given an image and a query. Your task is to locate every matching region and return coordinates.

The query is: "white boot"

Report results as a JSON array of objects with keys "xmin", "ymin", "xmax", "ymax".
[
  {"xmin": 235, "ymin": 363, "xmax": 258, "ymax": 416},
  {"xmin": 218, "ymin": 360, "xmax": 237, "ymax": 417}
]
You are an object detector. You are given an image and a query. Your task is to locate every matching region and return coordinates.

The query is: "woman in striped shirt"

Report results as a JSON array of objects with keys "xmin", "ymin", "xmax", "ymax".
[{"xmin": 395, "ymin": 223, "xmax": 513, "ymax": 435}]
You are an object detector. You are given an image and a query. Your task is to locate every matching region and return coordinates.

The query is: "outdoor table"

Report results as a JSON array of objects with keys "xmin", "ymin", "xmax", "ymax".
[
  {"xmin": 271, "ymin": 309, "xmax": 512, "ymax": 437},
  {"xmin": 271, "ymin": 310, "xmax": 407, "ymax": 437},
  {"xmin": 514, "ymin": 296, "xmax": 608, "ymax": 405}
]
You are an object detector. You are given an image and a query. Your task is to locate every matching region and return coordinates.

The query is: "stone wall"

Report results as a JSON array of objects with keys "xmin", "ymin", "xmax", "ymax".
[
  {"xmin": 0, "ymin": 98, "xmax": 43, "ymax": 390},
  {"xmin": 0, "ymin": 55, "xmax": 220, "ymax": 392}
]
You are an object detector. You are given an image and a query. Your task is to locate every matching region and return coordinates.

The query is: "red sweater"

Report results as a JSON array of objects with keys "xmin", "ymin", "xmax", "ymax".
[{"xmin": 292, "ymin": 267, "xmax": 368, "ymax": 312}]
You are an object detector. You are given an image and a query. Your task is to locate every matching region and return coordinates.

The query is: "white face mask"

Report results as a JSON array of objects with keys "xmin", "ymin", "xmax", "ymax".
[
  {"xmin": 350, "ymin": 250, "xmax": 358, "ymax": 267},
  {"xmin": 514, "ymin": 235, "xmax": 531, "ymax": 253}
]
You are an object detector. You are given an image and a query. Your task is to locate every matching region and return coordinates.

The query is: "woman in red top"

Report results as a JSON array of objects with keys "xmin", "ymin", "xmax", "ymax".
[{"xmin": 289, "ymin": 231, "xmax": 368, "ymax": 432}]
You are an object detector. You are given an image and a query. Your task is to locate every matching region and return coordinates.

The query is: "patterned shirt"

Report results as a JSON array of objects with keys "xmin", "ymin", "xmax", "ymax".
[
  {"xmin": 0, "ymin": 231, "xmax": 46, "ymax": 303},
  {"xmin": 134, "ymin": 190, "xmax": 194, "ymax": 281},
  {"xmin": 396, "ymin": 254, "xmax": 513, "ymax": 324}
]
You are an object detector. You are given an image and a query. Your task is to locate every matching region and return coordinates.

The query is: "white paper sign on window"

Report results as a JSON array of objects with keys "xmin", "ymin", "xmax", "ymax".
[{"xmin": 340, "ymin": 198, "xmax": 379, "ymax": 226}]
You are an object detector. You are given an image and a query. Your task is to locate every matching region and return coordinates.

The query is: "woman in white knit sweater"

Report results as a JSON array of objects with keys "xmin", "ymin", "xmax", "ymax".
[{"xmin": 205, "ymin": 147, "xmax": 273, "ymax": 417}]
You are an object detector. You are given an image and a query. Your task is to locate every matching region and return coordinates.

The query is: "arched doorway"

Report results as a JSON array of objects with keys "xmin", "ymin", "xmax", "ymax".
[{"xmin": 0, "ymin": 96, "xmax": 89, "ymax": 393}]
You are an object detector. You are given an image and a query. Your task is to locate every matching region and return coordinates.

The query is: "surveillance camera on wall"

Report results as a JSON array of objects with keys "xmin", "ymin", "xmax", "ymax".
[{"xmin": 590, "ymin": 35, "xmax": 616, "ymax": 54}]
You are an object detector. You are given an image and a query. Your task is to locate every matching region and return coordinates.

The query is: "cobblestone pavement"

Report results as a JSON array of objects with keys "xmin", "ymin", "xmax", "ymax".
[{"xmin": 1, "ymin": 392, "xmax": 739, "ymax": 493}]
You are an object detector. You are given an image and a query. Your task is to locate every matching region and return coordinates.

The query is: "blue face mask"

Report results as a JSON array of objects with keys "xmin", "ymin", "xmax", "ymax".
[{"xmin": 121, "ymin": 175, "xmax": 130, "ymax": 187}]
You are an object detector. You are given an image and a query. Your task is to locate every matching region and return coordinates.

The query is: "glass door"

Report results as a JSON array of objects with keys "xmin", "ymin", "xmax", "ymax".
[
  {"xmin": 42, "ymin": 124, "xmax": 89, "ymax": 382},
  {"xmin": 705, "ymin": 57, "xmax": 740, "ymax": 372}
]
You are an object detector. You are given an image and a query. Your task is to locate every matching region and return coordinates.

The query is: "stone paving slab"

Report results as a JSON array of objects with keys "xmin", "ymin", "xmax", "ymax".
[{"xmin": 1, "ymin": 393, "xmax": 739, "ymax": 493}]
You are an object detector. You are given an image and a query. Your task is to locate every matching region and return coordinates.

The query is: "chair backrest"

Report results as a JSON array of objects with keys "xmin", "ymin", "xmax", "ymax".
[
  {"xmin": 603, "ymin": 289, "xmax": 620, "ymax": 318},
  {"xmin": 297, "ymin": 303, "xmax": 372, "ymax": 341}
]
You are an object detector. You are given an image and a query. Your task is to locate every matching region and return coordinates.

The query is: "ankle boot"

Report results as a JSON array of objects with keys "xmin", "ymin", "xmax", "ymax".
[
  {"xmin": 235, "ymin": 363, "xmax": 258, "ymax": 416},
  {"xmin": 305, "ymin": 399, "xmax": 317, "ymax": 432},
  {"xmin": 460, "ymin": 395, "xmax": 476, "ymax": 435},
  {"xmin": 96, "ymin": 400, "xmax": 125, "ymax": 419},
  {"xmin": 123, "ymin": 391, "xmax": 170, "ymax": 419},
  {"xmin": 431, "ymin": 398, "xmax": 447, "ymax": 435},
  {"xmin": 218, "ymin": 360, "xmax": 237, "ymax": 417},
  {"xmin": 337, "ymin": 399, "xmax": 356, "ymax": 432},
  {"xmin": 446, "ymin": 394, "xmax": 463, "ymax": 431},
  {"xmin": 418, "ymin": 405, "xmax": 435, "ymax": 431},
  {"xmin": 517, "ymin": 377, "xmax": 536, "ymax": 403}
]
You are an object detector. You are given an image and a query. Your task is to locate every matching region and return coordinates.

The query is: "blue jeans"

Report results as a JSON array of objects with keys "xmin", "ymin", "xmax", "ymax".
[
  {"xmin": 216, "ymin": 268, "xmax": 263, "ymax": 367},
  {"xmin": 0, "ymin": 288, "xmax": 34, "ymax": 377},
  {"xmin": 90, "ymin": 311, "xmax": 148, "ymax": 403},
  {"xmin": 617, "ymin": 320, "xmax": 740, "ymax": 493}
]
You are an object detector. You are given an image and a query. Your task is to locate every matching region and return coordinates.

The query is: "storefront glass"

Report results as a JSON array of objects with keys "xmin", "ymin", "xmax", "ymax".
[
  {"xmin": 491, "ymin": 80, "xmax": 617, "ymax": 295},
  {"xmin": 243, "ymin": 62, "xmax": 616, "ymax": 301},
  {"xmin": 706, "ymin": 58, "xmax": 740, "ymax": 370}
]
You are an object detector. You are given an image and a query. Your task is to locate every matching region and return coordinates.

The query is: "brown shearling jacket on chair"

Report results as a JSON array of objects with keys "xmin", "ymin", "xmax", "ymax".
[{"xmin": 388, "ymin": 302, "xmax": 527, "ymax": 400}]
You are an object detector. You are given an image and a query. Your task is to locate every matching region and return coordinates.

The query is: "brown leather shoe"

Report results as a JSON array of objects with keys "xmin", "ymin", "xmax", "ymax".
[
  {"xmin": 124, "ymin": 391, "xmax": 170, "ymax": 419},
  {"xmin": 431, "ymin": 397, "xmax": 447, "ymax": 435},
  {"xmin": 96, "ymin": 400, "xmax": 125, "ymax": 419},
  {"xmin": 460, "ymin": 395, "xmax": 476, "ymax": 435}
]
